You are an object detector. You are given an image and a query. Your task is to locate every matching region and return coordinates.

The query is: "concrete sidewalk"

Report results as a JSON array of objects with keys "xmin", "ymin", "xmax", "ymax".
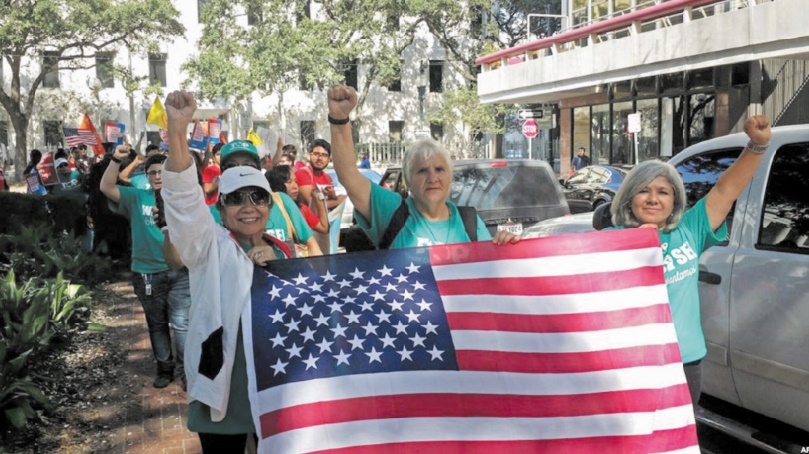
[{"xmin": 111, "ymin": 281, "xmax": 201, "ymax": 454}]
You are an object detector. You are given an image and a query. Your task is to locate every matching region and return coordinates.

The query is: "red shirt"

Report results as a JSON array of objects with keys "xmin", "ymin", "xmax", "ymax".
[
  {"xmin": 294, "ymin": 165, "xmax": 333, "ymax": 189},
  {"xmin": 202, "ymin": 164, "xmax": 221, "ymax": 205},
  {"xmin": 298, "ymin": 203, "xmax": 320, "ymax": 229}
]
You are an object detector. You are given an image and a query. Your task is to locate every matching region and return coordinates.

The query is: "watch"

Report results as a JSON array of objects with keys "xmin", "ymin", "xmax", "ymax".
[{"xmin": 746, "ymin": 140, "xmax": 769, "ymax": 154}]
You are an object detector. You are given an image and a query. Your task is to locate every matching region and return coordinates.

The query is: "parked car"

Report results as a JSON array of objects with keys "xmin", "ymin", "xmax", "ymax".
[
  {"xmin": 380, "ymin": 159, "xmax": 570, "ymax": 236},
  {"xmin": 323, "ymin": 169, "xmax": 382, "ymax": 233},
  {"xmin": 526, "ymin": 124, "xmax": 809, "ymax": 435},
  {"xmin": 560, "ymin": 165, "xmax": 628, "ymax": 213}
]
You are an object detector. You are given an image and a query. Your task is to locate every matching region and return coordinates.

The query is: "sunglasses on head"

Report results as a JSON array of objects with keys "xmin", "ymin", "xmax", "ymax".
[{"xmin": 221, "ymin": 188, "xmax": 271, "ymax": 207}]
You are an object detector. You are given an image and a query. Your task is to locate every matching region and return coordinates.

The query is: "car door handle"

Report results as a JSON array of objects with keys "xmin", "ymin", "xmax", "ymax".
[{"xmin": 698, "ymin": 270, "xmax": 721, "ymax": 285}]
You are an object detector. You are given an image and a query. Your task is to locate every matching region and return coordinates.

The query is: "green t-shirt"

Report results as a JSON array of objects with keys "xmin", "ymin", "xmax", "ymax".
[
  {"xmin": 109, "ymin": 186, "xmax": 168, "ymax": 273},
  {"xmin": 609, "ymin": 198, "xmax": 727, "ymax": 363},
  {"xmin": 209, "ymin": 192, "xmax": 313, "ymax": 244},
  {"xmin": 187, "ymin": 328, "xmax": 255, "ymax": 434},
  {"xmin": 355, "ymin": 183, "xmax": 492, "ymax": 249}
]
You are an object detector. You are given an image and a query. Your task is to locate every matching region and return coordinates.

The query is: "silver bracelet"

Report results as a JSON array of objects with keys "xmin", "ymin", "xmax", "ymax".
[{"xmin": 746, "ymin": 140, "xmax": 769, "ymax": 154}]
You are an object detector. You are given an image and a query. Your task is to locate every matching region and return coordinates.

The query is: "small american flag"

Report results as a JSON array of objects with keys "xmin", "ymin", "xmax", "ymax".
[
  {"xmin": 245, "ymin": 229, "xmax": 699, "ymax": 453},
  {"xmin": 62, "ymin": 127, "xmax": 98, "ymax": 146}
]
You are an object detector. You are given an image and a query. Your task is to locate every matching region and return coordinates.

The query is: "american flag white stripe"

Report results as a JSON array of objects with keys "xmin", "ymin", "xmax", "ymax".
[
  {"xmin": 442, "ymin": 284, "xmax": 670, "ymax": 314},
  {"xmin": 452, "ymin": 323, "xmax": 679, "ymax": 353}
]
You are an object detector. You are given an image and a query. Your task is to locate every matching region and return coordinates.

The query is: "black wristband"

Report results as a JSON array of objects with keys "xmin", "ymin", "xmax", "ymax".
[
  {"xmin": 109, "ymin": 155, "xmax": 122, "ymax": 163},
  {"xmin": 328, "ymin": 115, "xmax": 350, "ymax": 125}
]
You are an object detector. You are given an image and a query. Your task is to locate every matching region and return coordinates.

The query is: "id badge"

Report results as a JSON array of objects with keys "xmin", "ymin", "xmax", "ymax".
[{"xmin": 144, "ymin": 274, "xmax": 152, "ymax": 296}]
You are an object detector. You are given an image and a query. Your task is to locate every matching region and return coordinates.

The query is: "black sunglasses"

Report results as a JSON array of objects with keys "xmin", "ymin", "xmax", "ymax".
[{"xmin": 221, "ymin": 188, "xmax": 271, "ymax": 207}]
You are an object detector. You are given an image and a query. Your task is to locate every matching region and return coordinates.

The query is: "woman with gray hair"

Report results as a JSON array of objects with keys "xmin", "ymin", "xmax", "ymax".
[
  {"xmin": 609, "ymin": 115, "xmax": 772, "ymax": 405},
  {"xmin": 326, "ymin": 85, "xmax": 518, "ymax": 248}
]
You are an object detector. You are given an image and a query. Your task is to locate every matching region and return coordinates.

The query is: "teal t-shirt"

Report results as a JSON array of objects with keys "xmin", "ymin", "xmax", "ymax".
[
  {"xmin": 51, "ymin": 170, "xmax": 82, "ymax": 193},
  {"xmin": 209, "ymin": 192, "xmax": 313, "ymax": 244},
  {"xmin": 130, "ymin": 173, "xmax": 151, "ymax": 190},
  {"xmin": 355, "ymin": 183, "xmax": 492, "ymax": 249},
  {"xmin": 609, "ymin": 198, "xmax": 727, "ymax": 363},
  {"xmin": 109, "ymin": 186, "xmax": 168, "ymax": 274}
]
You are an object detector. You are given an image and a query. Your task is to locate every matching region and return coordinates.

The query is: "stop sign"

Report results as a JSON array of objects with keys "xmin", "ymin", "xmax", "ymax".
[{"xmin": 522, "ymin": 119, "xmax": 539, "ymax": 139}]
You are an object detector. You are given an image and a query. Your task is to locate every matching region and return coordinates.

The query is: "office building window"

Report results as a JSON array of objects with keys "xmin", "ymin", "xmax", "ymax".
[
  {"xmin": 389, "ymin": 121, "xmax": 404, "ymax": 143},
  {"xmin": 388, "ymin": 60, "xmax": 402, "ymax": 92},
  {"xmin": 247, "ymin": 3, "xmax": 262, "ymax": 25},
  {"xmin": 429, "ymin": 60, "xmax": 444, "ymax": 93},
  {"xmin": 42, "ymin": 51, "xmax": 60, "ymax": 88},
  {"xmin": 96, "ymin": 52, "xmax": 115, "ymax": 88},
  {"xmin": 300, "ymin": 120, "xmax": 315, "ymax": 151},
  {"xmin": 198, "ymin": 0, "xmax": 208, "ymax": 22},
  {"xmin": 0, "ymin": 121, "xmax": 8, "ymax": 149},
  {"xmin": 344, "ymin": 59, "xmax": 358, "ymax": 90},
  {"xmin": 44, "ymin": 121, "xmax": 63, "ymax": 147},
  {"xmin": 149, "ymin": 53, "xmax": 167, "ymax": 87},
  {"xmin": 430, "ymin": 123, "xmax": 444, "ymax": 141}
]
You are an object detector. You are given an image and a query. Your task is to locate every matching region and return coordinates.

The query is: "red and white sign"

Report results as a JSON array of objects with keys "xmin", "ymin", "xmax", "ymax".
[{"xmin": 522, "ymin": 119, "xmax": 539, "ymax": 139}]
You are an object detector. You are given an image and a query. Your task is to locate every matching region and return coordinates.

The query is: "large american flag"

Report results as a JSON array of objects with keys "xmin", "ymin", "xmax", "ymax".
[
  {"xmin": 244, "ymin": 229, "xmax": 698, "ymax": 453},
  {"xmin": 62, "ymin": 127, "xmax": 98, "ymax": 146}
]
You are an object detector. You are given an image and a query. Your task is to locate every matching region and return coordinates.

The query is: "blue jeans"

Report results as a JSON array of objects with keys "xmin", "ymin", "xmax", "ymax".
[{"xmin": 131, "ymin": 268, "xmax": 191, "ymax": 378}]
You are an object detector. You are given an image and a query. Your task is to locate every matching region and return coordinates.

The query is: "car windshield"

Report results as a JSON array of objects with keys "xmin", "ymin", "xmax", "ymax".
[
  {"xmin": 450, "ymin": 165, "xmax": 562, "ymax": 209},
  {"xmin": 325, "ymin": 169, "xmax": 381, "ymax": 189}
]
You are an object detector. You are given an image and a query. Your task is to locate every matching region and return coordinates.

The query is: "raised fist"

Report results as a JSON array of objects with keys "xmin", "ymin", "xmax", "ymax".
[
  {"xmin": 327, "ymin": 85, "xmax": 358, "ymax": 120},
  {"xmin": 165, "ymin": 91, "xmax": 197, "ymax": 133},
  {"xmin": 744, "ymin": 115, "xmax": 772, "ymax": 146}
]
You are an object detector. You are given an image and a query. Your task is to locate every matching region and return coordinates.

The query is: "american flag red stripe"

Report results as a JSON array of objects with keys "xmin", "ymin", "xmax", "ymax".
[{"xmin": 246, "ymin": 229, "xmax": 699, "ymax": 453}]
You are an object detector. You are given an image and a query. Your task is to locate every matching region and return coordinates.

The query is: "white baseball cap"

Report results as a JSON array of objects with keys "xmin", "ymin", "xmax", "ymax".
[
  {"xmin": 54, "ymin": 158, "xmax": 69, "ymax": 168},
  {"xmin": 219, "ymin": 166, "xmax": 271, "ymax": 195}
]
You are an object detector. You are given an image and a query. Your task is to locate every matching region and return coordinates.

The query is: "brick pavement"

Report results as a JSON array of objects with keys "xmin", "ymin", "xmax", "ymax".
[{"xmin": 112, "ymin": 281, "xmax": 201, "ymax": 454}]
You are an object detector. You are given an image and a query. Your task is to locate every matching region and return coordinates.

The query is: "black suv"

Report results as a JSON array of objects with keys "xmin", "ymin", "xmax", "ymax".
[{"xmin": 380, "ymin": 159, "xmax": 570, "ymax": 236}]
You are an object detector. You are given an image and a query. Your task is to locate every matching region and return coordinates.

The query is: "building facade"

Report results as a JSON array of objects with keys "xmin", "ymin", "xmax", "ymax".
[
  {"xmin": 0, "ymin": 0, "xmax": 482, "ymax": 163},
  {"xmin": 476, "ymin": 0, "xmax": 809, "ymax": 175}
]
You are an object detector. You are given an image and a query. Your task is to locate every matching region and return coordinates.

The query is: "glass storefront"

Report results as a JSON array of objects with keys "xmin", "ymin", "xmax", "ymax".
[{"xmin": 570, "ymin": 69, "xmax": 717, "ymax": 165}]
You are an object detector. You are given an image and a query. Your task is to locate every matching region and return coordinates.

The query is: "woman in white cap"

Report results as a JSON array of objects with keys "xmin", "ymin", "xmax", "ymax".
[{"xmin": 160, "ymin": 90, "xmax": 291, "ymax": 452}]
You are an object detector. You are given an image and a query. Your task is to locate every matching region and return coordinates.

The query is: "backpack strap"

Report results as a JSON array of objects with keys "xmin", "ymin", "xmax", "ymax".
[
  {"xmin": 378, "ymin": 199, "xmax": 410, "ymax": 250},
  {"xmin": 262, "ymin": 233, "xmax": 294, "ymax": 259},
  {"xmin": 457, "ymin": 206, "xmax": 478, "ymax": 242},
  {"xmin": 271, "ymin": 193, "xmax": 298, "ymax": 242}
]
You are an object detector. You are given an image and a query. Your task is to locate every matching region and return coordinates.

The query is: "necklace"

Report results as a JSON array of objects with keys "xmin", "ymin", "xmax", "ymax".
[{"xmin": 416, "ymin": 205, "xmax": 452, "ymax": 245}]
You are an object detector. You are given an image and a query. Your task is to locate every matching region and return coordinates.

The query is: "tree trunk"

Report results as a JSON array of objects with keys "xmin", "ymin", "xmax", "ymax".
[{"xmin": 11, "ymin": 114, "xmax": 30, "ymax": 181}]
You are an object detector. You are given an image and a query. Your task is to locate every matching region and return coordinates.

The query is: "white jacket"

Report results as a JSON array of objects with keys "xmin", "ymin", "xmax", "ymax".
[{"xmin": 161, "ymin": 163, "xmax": 254, "ymax": 422}]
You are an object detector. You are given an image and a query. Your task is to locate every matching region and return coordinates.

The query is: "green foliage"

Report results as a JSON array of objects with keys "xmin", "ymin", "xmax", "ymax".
[
  {"xmin": 428, "ymin": 86, "xmax": 510, "ymax": 153},
  {"xmin": 0, "ymin": 270, "xmax": 90, "ymax": 430},
  {"xmin": 0, "ymin": 226, "xmax": 112, "ymax": 287}
]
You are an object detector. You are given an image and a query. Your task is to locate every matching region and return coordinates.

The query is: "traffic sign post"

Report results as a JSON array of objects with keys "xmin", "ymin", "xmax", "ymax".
[
  {"xmin": 522, "ymin": 119, "xmax": 539, "ymax": 159},
  {"xmin": 518, "ymin": 109, "xmax": 544, "ymax": 120},
  {"xmin": 628, "ymin": 113, "xmax": 641, "ymax": 164}
]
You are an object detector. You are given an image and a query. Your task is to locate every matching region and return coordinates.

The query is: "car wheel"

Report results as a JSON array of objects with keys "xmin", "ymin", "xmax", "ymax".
[{"xmin": 592, "ymin": 200, "xmax": 605, "ymax": 211}]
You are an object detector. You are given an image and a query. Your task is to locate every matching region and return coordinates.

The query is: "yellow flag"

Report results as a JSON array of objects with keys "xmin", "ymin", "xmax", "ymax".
[
  {"xmin": 146, "ymin": 97, "xmax": 168, "ymax": 130},
  {"xmin": 247, "ymin": 128, "xmax": 262, "ymax": 145}
]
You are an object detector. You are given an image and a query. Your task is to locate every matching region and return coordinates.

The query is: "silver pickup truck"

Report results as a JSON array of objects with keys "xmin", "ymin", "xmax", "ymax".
[{"xmin": 676, "ymin": 125, "xmax": 809, "ymax": 435}]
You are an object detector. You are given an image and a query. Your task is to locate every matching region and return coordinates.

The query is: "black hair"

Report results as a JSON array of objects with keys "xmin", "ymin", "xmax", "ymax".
[
  {"xmin": 282, "ymin": 144, "xmax": 298, "ymax": 156},
  {"xmin": 55, "ymin": 148, "xmax": 68, "ymax": 160},
  {"xmin": 266, "ymin": 165, "xmax": 292, "ymax": 193},
  {"xmin": 25, "ymin": 149, "xmax": 42, "ymax": 174},
  {"xmin": 145, "ymin": 144, "xmax": 159, "ymax": 154},
  {"xmin": 212, "ymin": 142, "xmax": 224, "ymax": 154},
  {"xmin": 143, "ymin": 153, "xmax": 167, "ymax": 171},
  {"xmin": 309, "ymin": 138, "xmax": 331, "ymax": 156}
]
